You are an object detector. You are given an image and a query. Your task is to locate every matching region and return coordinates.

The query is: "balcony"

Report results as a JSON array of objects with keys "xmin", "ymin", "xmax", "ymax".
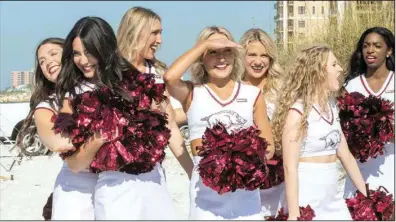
[
  {"xmin": 288, "ymin": 1, "xmax": 293, "ymax": 6},
  {"xmin": 288, "ymin": 25, "xmax": 294, "ymax": 32}
]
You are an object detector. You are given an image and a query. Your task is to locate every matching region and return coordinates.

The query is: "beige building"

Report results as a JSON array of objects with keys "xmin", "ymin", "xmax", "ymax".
[
  {"xmin": 274, "ymin": 1, "xmax": 330, "ymax": 50},
  {"xmin": 11, "ymin": 69, "xmax": 34, "ymax": 88},
  {"xmin": 274, "ymin": 1, "xmax": 394, "ymax": 50}
]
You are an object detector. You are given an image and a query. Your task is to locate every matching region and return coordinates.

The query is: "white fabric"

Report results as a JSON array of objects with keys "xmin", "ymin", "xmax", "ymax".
[
  {"xmin": 260, "ymin": 183, "xmax": 285, "ymax": 218},
  {"xmin": 290, "ymin": 100, "xmax": 342, "ymax": 158},
  {"xmin": 51, "ymin": 82, "xmax": 98, "ymax": 220},
  {"xmin": 261, "ymin": 99, "xmax": 285, "ymax": 218},
  {"xmin": 52, "ymin": 163, "xmax": 98, "ymax": 220},
  {"xmin": 35, "ymin": 94, "xmax": 58, "ymax": 113},
  {"xmin": 189, "ymin": 156, "xmax": 262, "ymax": 220},
  {"xmin": 265, "ymin": 100, "xmax": 276, "ymax": 120},
  {"xmin": 278, "ymin": 162, "xmax": 352, "ymax": 220},
  {"xmin": 187, "ymin": 82, "xmax": 261, "ymax": 140},
  {"xmin": 344, "ymin": 71, "xmax": 395, "ymax": 197},
  {"xmin": 94, "ymin": 163, "xmax": 178, "ymax": 220}
]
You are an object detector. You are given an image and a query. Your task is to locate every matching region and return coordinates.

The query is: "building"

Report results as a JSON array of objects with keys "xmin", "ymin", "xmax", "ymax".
[
  {"xmin": 11, "ymin": 69, "xmax": 34, "ymax": 88},
  {"xmin": 274, "ymin": 1, "xmax": 330, "ymax": 50},
  {"xmin": 274, "ymin": 1, "xmax": 394, "ymax": 50}
]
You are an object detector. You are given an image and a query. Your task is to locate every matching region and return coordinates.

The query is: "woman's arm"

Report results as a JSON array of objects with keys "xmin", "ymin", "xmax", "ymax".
[
  {"xmin": 57, "ymin": 99, "xmax": 108, "ymax": 173},
  {"xmin": 253, "ymin": 93, "xmax": 275, "ymax": 160},
  {"xmin": 164, "ymin": 97, "xmax": 193, "ymax": 179},
  {"xmin": 163, "ymin": 39, "xmax": 241, "ymax": 106},
  {"xmin": 336, "ymin": 131, "xmax": 367, "ymax": 196},
  {"xmin": 34, "ymin": 109, "xmax": 75, "ymax": 153},
  {"xmin": 282, "ymin": 110, "xmax": 303, "ymax": 220}
]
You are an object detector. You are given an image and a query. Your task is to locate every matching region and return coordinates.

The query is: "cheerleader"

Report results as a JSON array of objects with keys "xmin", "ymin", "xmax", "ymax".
[
  {"xmin": 271, "ymin": 45, "xmax": 367, "ymax": 220},
  {"xmin": 55, "ymin": 16, "xmax": 177, "ymax": 220},
  {"xmin": 342, "ymin": 27, "xmax": 395, "ymax": 197},
  {"xmin": 116, "ymin": 6, "xmax": 193, "ymax": 179},
  {"xmin": 163, "ymin": 26, "xmax": 275, "ymax": 220},
  {"xmin": 239, "ymin": 28, "xmax": 285, "ymax": 218},
  {"xmin": 17, "ymin": 38, "xmax": 97, "ymax": 220}
]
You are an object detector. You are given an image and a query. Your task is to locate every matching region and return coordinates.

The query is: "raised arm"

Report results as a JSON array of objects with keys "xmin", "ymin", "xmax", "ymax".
[{"xmin": 163, "ymin": 39, "xmax": 241, "ymax": 107}]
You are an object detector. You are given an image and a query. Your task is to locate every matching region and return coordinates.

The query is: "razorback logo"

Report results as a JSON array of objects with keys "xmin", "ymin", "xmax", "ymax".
[
  {"xmin": 320, "ymin": 129, "xmax": 341, "ymax": 149},
  {"xmin": 201, "ymin": 110, "xmax": 247, "ymax": 131}
]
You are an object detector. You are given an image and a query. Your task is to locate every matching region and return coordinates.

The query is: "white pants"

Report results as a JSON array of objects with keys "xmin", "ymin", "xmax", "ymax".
[
  {"xmin": 260, "ymin": 182, "xmax": 285, "ymax": 218},
  {"xmin": 344, "ymin": 143, "xmax": 394, "ymax": 197},
  {"xmin": 52, "ymin": 164, "xmax": 98, "ymax": 220},
  {"xmin": 94, "ymin": 163, "xmax": 178, "ymax": 220},
  {"xmin": 189, "ymin": 156, "xmax": 262, "ymax": 220},
  {"xmin": 279, "ymin": 162, "xmax": 352, "ymax": 220}
]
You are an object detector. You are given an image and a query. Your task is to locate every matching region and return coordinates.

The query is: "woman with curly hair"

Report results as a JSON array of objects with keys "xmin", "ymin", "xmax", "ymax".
[{"xmin": 272, "ymin": 45, "xmax": 366, "ymax": 220}]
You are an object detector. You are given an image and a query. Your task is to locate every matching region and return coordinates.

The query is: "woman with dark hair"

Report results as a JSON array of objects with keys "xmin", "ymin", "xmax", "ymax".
[
  {"xmin": 56, "ymin": 16, "xmax": 177, "ymax": 220},
  {"xmin": 342, "ymin": 27, "xmax": 395, "ymax": 197},
  {"xmin": 18, "ymin": 37, "xmax": 98, "ymax": 220}
]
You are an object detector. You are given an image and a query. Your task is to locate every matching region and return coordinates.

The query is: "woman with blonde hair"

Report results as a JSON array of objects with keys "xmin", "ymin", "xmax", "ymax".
[
  {"xmin": 272, "ymin": 45, "xmax": 367, "ymax": 220},
  {"xmin": 164, "ymin": 26, "xmax": 274, "ymax": 220},
  {"xmin": 117, "ymin": 6, "xmax": 193, "ymax": 179},
  {"xmin": 239, "ymin": 28, "xmax": 285, "ymax": 218}
]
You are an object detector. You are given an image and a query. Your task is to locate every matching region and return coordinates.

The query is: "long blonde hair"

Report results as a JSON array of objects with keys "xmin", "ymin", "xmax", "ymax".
[
  {"xmin": 117, "ymin": 6, "xmax": 167, "ymax": 75},
  {"xmin": 190, "ymin": 26, "xmax": 244, "ymax": 84},
  {"xmin": 271, "ymin": 45, "xmax": 332, "ymax": 155},
  {"xmin": 239, "ymin": 28, "xmax": 284, "ymax": 103}
]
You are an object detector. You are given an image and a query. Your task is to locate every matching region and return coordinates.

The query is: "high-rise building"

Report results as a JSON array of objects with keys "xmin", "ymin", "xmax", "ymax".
[
  {"xmin": 274, "ymin": 1, "xmax": 330, "ymax": 50},
  {"xmin": 11, "ymin": 69, "xmax": 34, "ymax": 88},
  {"xmin": 274, "ymin": 1, "xmax": 394, "ymax": 50}
]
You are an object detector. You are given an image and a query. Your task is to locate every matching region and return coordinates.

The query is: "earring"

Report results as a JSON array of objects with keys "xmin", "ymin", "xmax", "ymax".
[{"xmin": 386, "ymin": 55, "xmax": 390, "ymax": 58}]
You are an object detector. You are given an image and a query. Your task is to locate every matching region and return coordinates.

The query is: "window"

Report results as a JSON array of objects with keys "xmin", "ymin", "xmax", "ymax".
[
  {"xmin": 298, "ymin": 6, "xmax": 305, "ymax": 14},
  {"xmin": 322, "ymin": 6, "xmax": 324, "ymax": 14},
  {"xmin": 312, "ymin": 6, "xmax": 315, "ymax": 14},
  {"xmin": 298, "ymin": 20, "xmax": 305, "ymax": 28}
]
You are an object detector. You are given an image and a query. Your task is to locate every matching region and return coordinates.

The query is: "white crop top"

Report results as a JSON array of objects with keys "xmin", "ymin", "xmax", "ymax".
[
  {"xmin": 187, "ymin": 82, "xmax": 261, "ymax": 140},
  {"xmin": 290, "ymin": 99, "xmax": 342, "ymax": 158}
]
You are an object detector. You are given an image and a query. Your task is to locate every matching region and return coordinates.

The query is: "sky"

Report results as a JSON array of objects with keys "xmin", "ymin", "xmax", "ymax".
[{"xmin": 0, "ymin": 1, "xmax": 276, "ymax": 90}]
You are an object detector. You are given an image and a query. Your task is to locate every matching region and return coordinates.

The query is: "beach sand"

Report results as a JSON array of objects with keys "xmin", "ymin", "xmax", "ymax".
[{"xmin": 0, "ymin": 147, "xmax": 190, "ymax": 220}]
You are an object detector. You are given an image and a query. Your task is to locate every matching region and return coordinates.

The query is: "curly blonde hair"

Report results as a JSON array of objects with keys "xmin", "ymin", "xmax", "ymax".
[
  {"xmin": 271, "ymin": 45, "xmax": 333, "ymax": 156},
  {"xmin": 239, "ymin": 28, "xmax": 284, "ymax": 103},
  {"xmin": 190, "ymin": 26, "xmax": 244, "ymax": 84},
  {"xmin": 117, "ymin": 7, "xmax": 167, "ymax": 75}
]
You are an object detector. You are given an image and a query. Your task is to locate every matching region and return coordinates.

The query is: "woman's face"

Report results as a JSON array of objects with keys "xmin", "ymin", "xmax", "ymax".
[
  {"xmin": 202, "ymin": 33, "xmax": 235, "ymax": 80},
  {"xmin": 72, "ymin": 37, "xmax": 98, "ymax": 79},
  {"xmin": 244, "ymin": 40, "xmax": 271, "ymax": 79},
  {"xmin": 37, "ymin": 43, "xmax": 63, "ymax": 83}
]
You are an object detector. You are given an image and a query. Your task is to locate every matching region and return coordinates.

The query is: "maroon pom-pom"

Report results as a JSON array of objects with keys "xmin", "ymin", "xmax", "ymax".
[
  {"xmin": 260, "ymin": 155, "xmax": 284, "ymax": 189},
  {"xmin": 338, "ymin": 92, "xmax": 394, "ymax": 163},
  {"xmin": 266, "ymin": 205, "xmax": 316, "ymax": 221},
  {"xmin": 197, "ymin": 122, "xmax": 269, "ymax": 194},
  {"xmin": 345, "ymin": 185, "xmax": 394, "ymax": 220},
  {"xmin": 53, "ymin": 72, "xmax": 170, "ymax": 174}
]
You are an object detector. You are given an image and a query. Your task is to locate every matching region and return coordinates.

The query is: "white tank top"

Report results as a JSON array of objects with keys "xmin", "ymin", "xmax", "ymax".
[
  {"xmin": 265, "ymin": 99, "xmax": 276, "ymax": 121},
  {"xmin": 344, "ymin": 71, "xmax": 395, "ymax": 153},
  {"xmin": 344, "ymin": 71, "xmax": 394, "ymax": 103},
  {"xmin": 187, "ymin": 82, "xmax": 261, "ymax": 140},
  {"xmin": 35, "ymin": 94, "xmax": 58, "ymax": 115},
  {"xmin": 290, "ymin": 99, "xmax": 342, "ymax": 158}
]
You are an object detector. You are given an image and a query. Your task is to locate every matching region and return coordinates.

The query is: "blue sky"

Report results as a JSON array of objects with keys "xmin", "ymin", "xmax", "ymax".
[{"xmin": 0, "ymin": 1, "xmax": 276, "ymax": 90}]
